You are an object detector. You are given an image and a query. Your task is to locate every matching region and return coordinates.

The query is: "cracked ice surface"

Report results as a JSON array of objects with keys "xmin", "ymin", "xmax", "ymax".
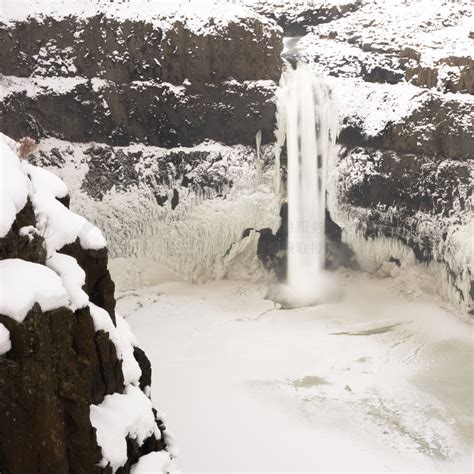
[{"xmin": 118, "ymin": 267, "xmax": 473, "ymax": 472}]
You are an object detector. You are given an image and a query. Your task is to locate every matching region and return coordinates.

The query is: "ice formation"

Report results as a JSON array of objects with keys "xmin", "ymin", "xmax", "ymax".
[{"xmin": 31, "ymin": 139, "xmax": 281, "ymax": 290}]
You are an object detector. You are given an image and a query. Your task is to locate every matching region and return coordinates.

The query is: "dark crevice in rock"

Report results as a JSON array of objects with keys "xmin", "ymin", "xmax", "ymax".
[
  {"xmin": 0, "ymin": 199, "xmax": 46, "ymax": 264},
  {"xmin": 253, "ymin": 203, "xmax": 357, "ymax": 280}
]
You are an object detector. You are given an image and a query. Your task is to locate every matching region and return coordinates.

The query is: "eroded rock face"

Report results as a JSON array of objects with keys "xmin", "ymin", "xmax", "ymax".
[
  {"xmin": 0, "ymin": 78, "xmax": 277, "ymax": 147},
  {"xmin": 0, "ymin": 305, "xmax": 120, "ymax": 474},
  {"xmin": 247, "ymin": 0, "xmax": 362, "ymax": 36},
  {"xmin": 332, "ymin": 146, "xmax": 473, "ymax": 310},
  {"xmin": 0, "ymin": 15, "xmax": 282, "ymax": 83},
  {"xmin": 338, "ymin": 94, "xmax": 474, "ymax": 161},
  {"xmin": 0, "ymin": 7, "xmax": 283, "ymax": 147}
]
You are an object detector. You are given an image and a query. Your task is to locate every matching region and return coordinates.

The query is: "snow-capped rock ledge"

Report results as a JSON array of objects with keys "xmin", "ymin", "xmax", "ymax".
[
  {"xmin": 0, "ymin": 132, "xmax": 175, "ymax": 473},
  {"xmin": 0, "ymin": 0, "xmax": 283, "ymax": 147}
]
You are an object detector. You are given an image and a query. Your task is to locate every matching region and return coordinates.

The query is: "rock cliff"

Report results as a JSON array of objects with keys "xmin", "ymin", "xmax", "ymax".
[
  {"xmin": 1, "ymin": 0, "xmax": 471, "ymax": 312},
  {"xmin": 0, "ymin": 1, "xmax": 284, "ymax": 290},
  {"xmin": 292, "ymin": 0, "xmax": 473, "ymax": 311},
  {"xmin": 0, "ymin": 2, "xmax": 282, "ymax": 147},
  {"xmin": 0, "ymin": 133, "xmax": 175, "ymax": 473}
]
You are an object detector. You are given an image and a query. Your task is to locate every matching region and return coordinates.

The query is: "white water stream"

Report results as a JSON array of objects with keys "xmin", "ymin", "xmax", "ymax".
[{"xmin": 282, "ymin": 63, "xmax": 338, "ymax": 299}]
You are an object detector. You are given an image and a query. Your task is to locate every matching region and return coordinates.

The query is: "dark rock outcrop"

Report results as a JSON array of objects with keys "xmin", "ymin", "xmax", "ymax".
[
  {"xmin": 339, "ymin": 93, "xmax": 474, "ymax": 161},
  {"xmin": 0, "ymin": 304, "xmax": 120, "ymax": 474},
  {"xmin": 249, "ymin": 0, "xmax": 362, "ymax": 36},
  {"xmin": 0, "ymin": 146, "xmax": 171, "ymax": 473},
  {"xmin": 60, "ymin": 239, "xmax": 116, "ymax": 322},
  {"xmin": 0, "ymin": 15, "xmax": 282, "ymax": 83},
  {"xmin": 0, "ymin": 9, "xmax": 283, "ymax": 148},
  {"xmin": 0, "ymin": 199, "xmax": 46, "ymax": 264},
  {"xmin": 256, "ymin": 204, "xmax": 357, "ymax": 278},
  {"xmin": 0, "ymin": 79, "xmax": 277, "ymax": 147}
]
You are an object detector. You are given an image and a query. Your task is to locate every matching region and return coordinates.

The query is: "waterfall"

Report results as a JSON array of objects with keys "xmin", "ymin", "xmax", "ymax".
[{"xmin": 280, "ymin": 62, "xmax": 338, "ymax": 300}]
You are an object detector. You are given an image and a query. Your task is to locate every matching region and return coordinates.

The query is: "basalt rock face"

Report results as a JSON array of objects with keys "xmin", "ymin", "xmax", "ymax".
[
  {"xmin": 1, "ymin": 78, "xmax": 277, "ymax": 147},
  {"xmin": 259, "ymin": 0, "xmax": 473, "ymax": 310},
  {"xmin": 0, "ymin": 15, "xmax": 282, "ymax": 83},
  {"xmin": 338, "ymin": 93, "xmax": 474, "ymax": 161},
  {"xmin": 0, "ymin": 136, "xmax": 173, "ymax": 473},
  {"xmin": 0, "ymin": 305, "xmax": 120, "ymax": 474},
  {"xmin": 301, "ymin": 0, "xmax": 473, "ymax": 311},
  {"xmin": 0, "ymin": 7, "xmax": 283, "ymax": 147},
  {"xmin": 246, "ymin": 0, "xmax": 362, "ymax": 36},
  {"xmin": 296, "ymin": 0, "xmax": 473, "ymax": 93}
]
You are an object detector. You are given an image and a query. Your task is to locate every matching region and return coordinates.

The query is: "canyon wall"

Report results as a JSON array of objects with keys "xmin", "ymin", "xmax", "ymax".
[
  {"xmin": 297, "ymin": 0, "xmax": 473, "ymax": 311},
  {"xmin": 0, "ymin": 2, "xmax": 284, "ymax": 289},
  {"xmin": 1, "ymin": 0, "xmax": 471, "ymax": 311}
]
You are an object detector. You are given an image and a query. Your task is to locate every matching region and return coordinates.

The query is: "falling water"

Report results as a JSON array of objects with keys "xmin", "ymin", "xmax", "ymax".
[{"xmin": 280, "ymin": 62, "xmax": 338, "ymax": 300}]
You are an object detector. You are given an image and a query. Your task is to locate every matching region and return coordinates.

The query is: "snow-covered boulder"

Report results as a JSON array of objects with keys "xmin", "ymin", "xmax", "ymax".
[{"xmin": 0, "ymin": 133, "xmax": 175, "ymax": 473}]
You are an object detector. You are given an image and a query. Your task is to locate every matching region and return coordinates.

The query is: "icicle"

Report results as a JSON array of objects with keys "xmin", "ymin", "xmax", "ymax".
[
  {"xmin": 273, "ymin": 95, "xmax": 286, "ymax": 198},
  {"xmin": 255, "ymin": 130, "xmax": 262, "ymax": 188}
]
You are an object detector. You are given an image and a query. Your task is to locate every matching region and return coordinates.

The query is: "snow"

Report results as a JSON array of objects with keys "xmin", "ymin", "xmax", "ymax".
[
  {"xmin": 303, "ymin": 0, "xmax": 473, "ymax": 66},
  {"xmin": 0, "ymin": 0, "xmax": 280, "ymax": 37},
  {"xmin": 118, "ymin": 270, "xmax": 473, "ymax": 472},
  {"xmin": 130, "ymin": 451, "xmax": 173, "ymax": 474},
  {"xmin": 31, "ymin": 187, "xmax": 106, "ymax": 255},
  {"xmin": 24, "ymin": 163, "xmax": 69, "ymax": 199},
  {"xmin": 90, "ymin": 384, "xmax": 161, "ymax": 473},
  {"xmin": 0, "ymin": 132, "xmax": 105, "ymax": 253},
  {"xmin": 327, "ymin": 77, "xmax": 424, "ymax": 136},
  {"xmin": 0, "ymin": 76, "xmax": 89, "ymax": 101},
  {"xmin": 0, "ymin": 134, "xmax": 30, "ymax": 237},
  {"xmin": 0, "ymin": 259, "xmax": 69, "ymax": 322},
  {"xmin": 0, "ymin": 323, "xmax": 11, "ymax": 355},
  {"xmin": 46, "ymin": 253, "xmax": 88, "ymax": 311},
  {"xmin": 89, "ymin": 304, "xmax": 142, "ymax": 386}
]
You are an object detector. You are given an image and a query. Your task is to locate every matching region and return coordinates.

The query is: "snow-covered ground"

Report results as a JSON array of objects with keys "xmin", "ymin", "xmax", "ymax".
[{"xmin": 118, "ymin": 267, "xmax": 473, "ymax": 472}]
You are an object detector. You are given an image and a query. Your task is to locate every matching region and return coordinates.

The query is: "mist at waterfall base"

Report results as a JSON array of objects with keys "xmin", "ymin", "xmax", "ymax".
[{"xmin": 271, "ymin": 63, "xmax": 341, "ymax": 309}]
